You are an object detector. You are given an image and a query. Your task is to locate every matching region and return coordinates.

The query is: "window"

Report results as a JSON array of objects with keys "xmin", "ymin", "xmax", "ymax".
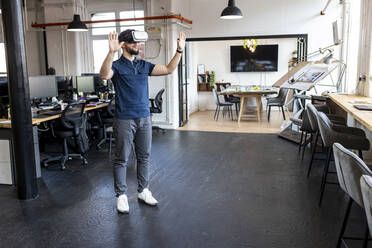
[
  {"xmin": 90, "ymin": 10, "xmax": 145, "ymax": 73},
  {"xmin": 0, "ymin": 43, "xmax": 6, "ymax": 74},
  {"xmin": 91, "ymin": 12, "xmax": 116, "ymax": 36},
  {"xmin": 120, "ymin": 10, "xmax": 144, "ymax": 31},
  {"xmin": 92, "ymin": 40, "xmax": 118, "ymax": 73}
]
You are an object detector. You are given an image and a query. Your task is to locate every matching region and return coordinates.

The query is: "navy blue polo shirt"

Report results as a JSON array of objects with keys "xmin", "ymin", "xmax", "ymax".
[{"xmin": 111, "ymin": 56, "xmax": 155, "ymax": 120}]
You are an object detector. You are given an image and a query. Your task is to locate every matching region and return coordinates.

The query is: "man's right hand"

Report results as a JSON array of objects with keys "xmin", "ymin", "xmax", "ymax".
[{"xmin": 108, "ymin": 32, "xmax": 123, "ymax": 53}]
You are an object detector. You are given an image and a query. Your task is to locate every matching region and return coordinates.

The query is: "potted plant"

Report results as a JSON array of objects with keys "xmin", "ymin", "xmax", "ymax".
[{"xmin": 209, "ymin": 71, "xmax": 216, "ymax": 87}]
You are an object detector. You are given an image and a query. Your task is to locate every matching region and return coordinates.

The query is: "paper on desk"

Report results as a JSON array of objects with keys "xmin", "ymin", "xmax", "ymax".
[
  {"xmin": 348, "ymin": 100, "xmax": 372, "ymax": 104},
  {"xmin": 0, "ymin": 120, "xmax": 11, "ymax": 124}
]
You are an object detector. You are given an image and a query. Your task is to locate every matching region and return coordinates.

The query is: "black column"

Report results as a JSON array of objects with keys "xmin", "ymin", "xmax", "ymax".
[{"xmin": 1, "ymin": 0, "xmax": 38, "ymax": 200}]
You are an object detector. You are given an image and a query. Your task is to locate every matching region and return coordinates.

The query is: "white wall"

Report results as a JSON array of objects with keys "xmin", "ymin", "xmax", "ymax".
[{"xmin": 190, "ymin": 38, "xmax": 297, "ymax": 111}]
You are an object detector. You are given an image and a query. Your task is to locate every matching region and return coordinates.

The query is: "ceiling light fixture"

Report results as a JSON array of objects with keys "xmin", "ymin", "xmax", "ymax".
[
  {"xmin": 220, "ymin": 0, "xmax": 243, "ymax": 20},
  {"xmin": 67, "ymin": 14, "xmax": 88, "ymax": 32}
]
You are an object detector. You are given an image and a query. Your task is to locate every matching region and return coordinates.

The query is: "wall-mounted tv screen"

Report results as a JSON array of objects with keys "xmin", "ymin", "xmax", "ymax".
[{"xmin": 230, "ymin": 45, "xmax": 278, "ymax": 72}]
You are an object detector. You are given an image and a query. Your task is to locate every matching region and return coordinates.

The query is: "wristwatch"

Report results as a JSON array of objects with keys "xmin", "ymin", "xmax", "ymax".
[{"xmin": 176, "ymin": 49, "xmax": 183, "ymax": 54}]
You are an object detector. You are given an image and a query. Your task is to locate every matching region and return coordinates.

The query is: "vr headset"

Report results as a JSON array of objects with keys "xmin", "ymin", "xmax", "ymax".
[{"xmin": 119, "ymin": 30, "xmax": 148, "ymax": 43}]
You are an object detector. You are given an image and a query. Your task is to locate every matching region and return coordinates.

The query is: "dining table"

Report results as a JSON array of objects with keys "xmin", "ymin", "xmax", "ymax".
[{"xmin": 220, "ymin": 85, "xmax": 278, "ymax": 123}]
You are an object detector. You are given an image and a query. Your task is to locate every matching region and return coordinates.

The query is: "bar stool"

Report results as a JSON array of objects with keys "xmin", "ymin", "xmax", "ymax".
[
  {"xmin": 291, "ymin": 109, "xmax": 315, "ymax": 160},
  {"xmin": 333, "ymin": 143, "xmax": 372, "ymax": 248},
  {"xmin": 361, "ymin": 175, "xmax": 372, "ymax": 248},
  {"xmin": 306, "ymin": 103, "xmax": 347, "ymax": 177},
  {"xmin": 317, "ymin": 112, "xmax": 370, "ymax": 207}
]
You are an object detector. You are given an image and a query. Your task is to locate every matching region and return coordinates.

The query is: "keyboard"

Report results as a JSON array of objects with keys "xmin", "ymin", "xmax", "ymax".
[{"xmin": 353, "ymin": 104, "xmax": 372, "ymax": 111}]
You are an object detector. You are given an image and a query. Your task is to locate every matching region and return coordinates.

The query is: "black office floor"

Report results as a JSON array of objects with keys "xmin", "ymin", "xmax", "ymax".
[{"xmin": 0, "ymin": 130, "xmax": 370, "ymax": 248}]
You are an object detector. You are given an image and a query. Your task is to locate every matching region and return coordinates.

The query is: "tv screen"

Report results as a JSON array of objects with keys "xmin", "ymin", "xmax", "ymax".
[{"xmin": 230, "ymin": 45, "xmax": 278, "ymax": 72}]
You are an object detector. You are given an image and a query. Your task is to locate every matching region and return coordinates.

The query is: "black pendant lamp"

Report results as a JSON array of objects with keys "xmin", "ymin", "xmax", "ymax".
[
  {"xmin": 67, "ymin": 14, "xmax": 88, "ymax": 32},
  {"xmin": 220, "ymin": 0, "xmax": 243, "ymax": 19}
]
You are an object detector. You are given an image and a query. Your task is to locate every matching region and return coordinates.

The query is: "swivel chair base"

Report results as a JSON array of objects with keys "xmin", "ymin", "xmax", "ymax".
[{"xmin": 42, "ymin": 138, "xmax": 88, "ymax": 170}]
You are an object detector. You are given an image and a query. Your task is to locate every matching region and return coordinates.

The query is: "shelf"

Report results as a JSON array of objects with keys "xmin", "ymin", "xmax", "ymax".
[{"xmin": 197, "ymin": 82, "xmax": 231, "ymax": 92}]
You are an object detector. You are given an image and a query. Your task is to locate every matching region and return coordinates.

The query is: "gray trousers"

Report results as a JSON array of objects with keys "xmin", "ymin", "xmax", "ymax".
[{"xmin": 113, "ymin": 116, "xmax": 152, "ymax": 196}]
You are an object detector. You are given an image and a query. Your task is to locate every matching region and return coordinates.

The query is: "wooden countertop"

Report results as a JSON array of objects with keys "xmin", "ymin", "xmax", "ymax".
[
  {"xmin": 0, "ymin": 103, "xmax": 109, "ymax": 129},
  {"xmin": 328, "ymin": 93, "xmax": 372, "ymax": 131}
]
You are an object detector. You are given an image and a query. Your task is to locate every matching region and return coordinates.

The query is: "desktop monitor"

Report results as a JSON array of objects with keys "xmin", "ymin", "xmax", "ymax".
[
  {"xmin": 81, "ymin": 73, "xmax": 106, "ymax": 92},
  {"xmin": 76, "ymin": 76, "xmax": 95, "ymax": 94},
  {"xmin": 56, "ymin": 76, "xmax": 67, "ymax": 91},
  {"xmin": 29, "ymin": 75, "xmax": 58, "ymax": 99}
]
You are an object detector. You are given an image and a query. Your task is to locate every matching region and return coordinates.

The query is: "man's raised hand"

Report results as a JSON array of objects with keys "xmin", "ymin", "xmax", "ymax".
[{"xmin": 108, "ymin": 32, "xmax": 123, "ymax": 53}]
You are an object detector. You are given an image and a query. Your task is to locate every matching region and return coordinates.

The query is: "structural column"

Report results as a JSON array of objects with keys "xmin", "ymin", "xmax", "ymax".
[{"xmin": 1, "ymin": 0, "xmax": 38, "ymax": 199}]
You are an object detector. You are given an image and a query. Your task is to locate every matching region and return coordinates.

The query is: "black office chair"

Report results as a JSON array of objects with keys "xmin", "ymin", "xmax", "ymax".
[
  {"xmin": 43, "ymin": 102, "xmax": 88, "ymax": 170},
  {"xmin": 96, "ymin": 99, "xmax": 115, "ymax": 150},
  {"xmin": 104, "ymin": 99, "xmax": 115, "ymax": 154},
  {"xmin": 150, "ymin": 88, "xmax": 165, "ymax": 132}
]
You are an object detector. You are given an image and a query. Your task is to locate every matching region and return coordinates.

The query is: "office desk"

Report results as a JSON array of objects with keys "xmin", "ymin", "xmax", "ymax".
[
  {"xmin": 0, "ymin": 102, "xmax": 109, "ymax": 184},
  {"xmin": 328, "ymin": 94, "xmax": 372, "ymax": 131},
  {"xmin": 220, "ymin": 86, "xmax": 277, "ymax": 123},
  {"xmin": 0, "ymin": 103, "xmax": 109, "ymax": 128}
]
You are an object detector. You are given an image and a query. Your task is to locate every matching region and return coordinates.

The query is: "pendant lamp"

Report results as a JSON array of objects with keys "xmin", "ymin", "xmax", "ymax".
[
  {"xmin": 67, "ymin": 14, "xmax": 88, "ymax": 32},
  {"xmin": 220, "ymin": 0, "xmax": 243, "ymax": 19}
]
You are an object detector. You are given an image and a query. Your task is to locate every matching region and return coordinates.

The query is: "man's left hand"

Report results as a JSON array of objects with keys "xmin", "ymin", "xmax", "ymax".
[{"xmin": 177, "ymin": 32, "xmax": 186, "ymax": 51}]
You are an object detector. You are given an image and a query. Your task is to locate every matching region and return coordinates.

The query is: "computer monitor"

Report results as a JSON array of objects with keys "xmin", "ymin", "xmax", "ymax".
[
  {"xmin": 81, "ymin": 73, "xmax": 105, "ymax": 92},
  {"xmin": 56, "ymin": 76, "xmax": 67, "ymax": 91},
  {"xmin": 76, "ymin": 76, "xmax": 95, "ymax": 94},
  {"xmin": 29, "ymin": 75, "xmax": 58, "ymax": 99}
]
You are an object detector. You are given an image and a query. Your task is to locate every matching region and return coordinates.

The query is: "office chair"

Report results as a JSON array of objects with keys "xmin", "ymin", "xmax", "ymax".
[
  {"xmin": 43, "ymin": 102, "xmax": 88, "ymax": 170},
  {"xmin": 150, "ymin": 88, "xmax": 165, "ymax": 132},
  {"xmin": 96, "ymin": 99, "xmax": 115, "ymax": 151}
]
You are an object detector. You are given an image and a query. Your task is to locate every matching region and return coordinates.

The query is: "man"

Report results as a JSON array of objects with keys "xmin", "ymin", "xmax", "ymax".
[{"xmin": 100, "ymin": 29, "xmax": 186, "ymax": 214}]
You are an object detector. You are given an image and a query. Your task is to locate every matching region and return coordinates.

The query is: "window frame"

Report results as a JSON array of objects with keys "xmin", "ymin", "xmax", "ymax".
[{"xmin": 89, "ymin": 9, "xmax": 146, "ymax": 73}]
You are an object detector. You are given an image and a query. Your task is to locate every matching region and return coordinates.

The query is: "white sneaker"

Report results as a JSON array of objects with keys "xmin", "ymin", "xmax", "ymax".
[
  {"xmin": 117, "ymin": 194, "xmax": 129, "ymax": 213},
  {"xmin": 138, "ymin": 188, "xmax": 158, "ymax": 206}
]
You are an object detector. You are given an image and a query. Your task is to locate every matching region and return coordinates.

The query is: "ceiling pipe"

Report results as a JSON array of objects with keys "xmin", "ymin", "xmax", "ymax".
[{"xmin": 31, "ymin": 14, "xmax": 192, "ymax": 28}]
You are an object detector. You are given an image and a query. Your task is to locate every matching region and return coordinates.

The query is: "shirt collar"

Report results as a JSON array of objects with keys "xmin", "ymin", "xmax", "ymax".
[{"xmin": 120, "ymin": 55, "xmax": 137, "ymax": 64}]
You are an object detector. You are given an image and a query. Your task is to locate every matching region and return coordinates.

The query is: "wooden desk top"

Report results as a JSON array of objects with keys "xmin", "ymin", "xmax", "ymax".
[
  {"xmin": 328, "ymin": 94, "xmax": 372, "ymax": 131},
  {"xmin": 0, "ymin": 103, "xmax": 109, "ymax": 129}
]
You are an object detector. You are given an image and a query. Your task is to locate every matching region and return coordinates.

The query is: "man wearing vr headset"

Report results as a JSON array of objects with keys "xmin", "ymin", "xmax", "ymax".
[{"xmin": 100, "ymin": 29, "xmax": 186, "ymax": 214}]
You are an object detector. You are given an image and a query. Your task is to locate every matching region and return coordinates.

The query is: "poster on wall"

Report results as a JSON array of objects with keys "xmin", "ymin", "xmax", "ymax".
[{"xmin": 197, "ymin": 64, "xmax": 205, "ymax": 74}]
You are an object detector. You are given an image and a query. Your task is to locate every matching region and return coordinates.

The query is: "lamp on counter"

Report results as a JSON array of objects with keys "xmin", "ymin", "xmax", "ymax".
[
  {"xmin": 243, "ymin": 39, "xmax": 257, "ymax": 53},
  {"xmin": 220, "ymin": 0, "xmax": 243, "ymax": 19},
  {"xmin": 67, "ymin": 14, "xmax": 88, "ymax": 32}
]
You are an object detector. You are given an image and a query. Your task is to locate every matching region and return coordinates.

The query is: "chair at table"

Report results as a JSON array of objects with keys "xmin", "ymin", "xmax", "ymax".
[
  {"xmin": 361, "ymin": 175, "xmax": 372, "ymax": 248},
  {"xmin": 333, "ymin": 143, "xmax": 372, "ymax": 248},
  {"xmin": 220, "ymin": 85, "xmax": 240, "ymax": 119},
  {"xmin": 150, "ymin": 88, "xmax": 165, "ymax": 132},
  {"xmin": 212, "ymin": 88, "xmax": 233, "ymax": 121},
  {"xmin": 95, "ymin": 99, "xmax": 115, "ymax": 152},
  {"xmin": 306, "ymin": 103, "xmax": 347, "ymax": 178},
  {"xmin": 43, "ymin": 102, "xmax": 88, "ymax": 170},
  {"xmin": 316, "ymin": 112, "xmax": 370, "ymax": 207},
  {"xmin": 266, "ymin": 87, "xmax": 288, "ymax": 121}
]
